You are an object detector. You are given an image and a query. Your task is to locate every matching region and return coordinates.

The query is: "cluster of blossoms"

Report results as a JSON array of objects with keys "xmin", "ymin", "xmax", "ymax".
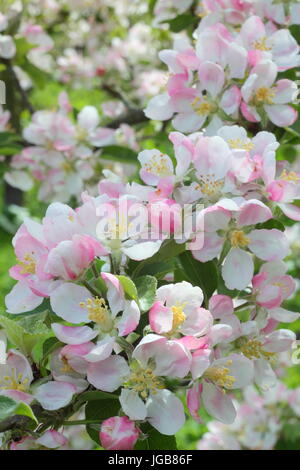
[
  {"xmin": 198, "ymin": 379, "xmax": 300, "ymax": 450},
  {"xmin": 0, "ymin": 0, "xmax": 300, "ymax": 453},
  {"xmin": 4, "ymin": 92, "xmax": 138, "ymax": 202},
  {"xmin": 0, "ymin": 6, "xmax": 53, "ymax": 71},
  {"xmin": 1, "ymin": 120, "xmax": 299, "ymax": 449},
  {"xmin": 146, "ymin": 8, "xmax": 300, "ymax": 132}
]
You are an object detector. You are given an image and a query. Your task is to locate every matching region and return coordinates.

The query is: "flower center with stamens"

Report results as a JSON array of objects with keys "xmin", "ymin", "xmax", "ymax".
[
  {"xmin": 280, "ymin": 169, "xmax": 300, "ymax": 183},
  {"xmin": 144, "ymin": 153, "xmax": 172, "ymax": 177},
  {"xmin": 18, "ymin": 254, "xmax": 36, "ymax": 275},
  {"xmin": 191, "ymin": 97, "xmax": 215, "ymax": 116},
  {"xmin": 60, "ymin": 356, "xmax": 73, "ymax": 374},
  {"xmin": 253, "ymin": 37, "xmax": 272, "ymax": 51},
  {"xmin": 76, "ymin": 126, "xmax": 89, "ymax": 141},
  {"xmin": 125, "ymin": 367, "xmax": 164, "ymax": 399},
  {"xmin": 61, "ymin": 161, "xmax": 73, "ymax": 172},
  {"xmin": 80, "ymin": 297, "xmax": 113, "ymax": 332},
  {"xmin": 227, "ymin": 138, "xmax": 254, "ymax": 151},
  {"xmin": 171, "ymin": 305, "xmax": 186, "ymax": 331},
  {"xmin": 204, "ymin": 361, "xmax": 236, "ymax": 389},
  {"xmin": 254, "ymin": 87, "xmax": 275, "ymax": 105},
  {"xmin": 0, "ymin": 369, "xmax": 29, "ymax": 392},
  {"xmin": 196, "ymin": 174, "xmax": 224, "ymax": 197},
  {"xmin": 230, "ymin": 230, "xmax": 250, "ymax": 248},
  {"xmin": 240, "ymin": 338, "xmax": 276, "ymax": 360}
]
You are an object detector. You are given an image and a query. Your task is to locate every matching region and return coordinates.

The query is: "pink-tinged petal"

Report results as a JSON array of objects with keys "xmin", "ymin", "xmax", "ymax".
[
  {"xmin": 117, "ymin": 300, "xmax": 140, "ymax": 336},
  {"xmin": 169, "ymin": 132, "xmax": 194, "ymax": 177},
  {"xmin": 196, "ymin": 206, "xmax": 231, "ymax": 233},
  {"xmin": 220, "ymin": 85, "xmax": 241, "ymax": 115},
  {"xmin": 202, "ymin": 382, "xmax": 236, "ymax": 424},
  {"xmin": 263, "ymin": 329, "xmax": 296, "ymax": 353},
  {"xmin": 237, "ymin": 200, "xmax": 272, "ymax": 226},
  {"xmin": 133, "ymin": 334, "xmax": 191, "ymax": 378},
  {"xmin": 100, "ymin": 416, "xmax": 139, "ymax": 451},
  {"xmin": 222, "ymin": 248, "xmax": 254, "ymax": 290},
  {"xmin": 0, "ymin": 331, "xmax": 6, "ymax": 364},
  {"xmin": 175, "ymin": 336, "xmax": 207, "ymax": 351},
  {"xmin": 254, "ymin": 358, "xmax": 277, "ymax": 389},
  {"xmin": 172, "ymin": 112, "xmax": 207, "ymax": 133},
  {"xmin": 50, "ymin": 283, "xmax": 90, "ymax": 324},
  {"xmin": 187, "ymin": 383, "xmax": 203, "ymax": 422},
  {"xmin": 209, "ymin": 295, "xmax": 233, "ymax": 318},
  {"xmin": 77, "ymin": 106, "xmax": 99, "ymax": 131},
  {"xmin": 5, "ymin": 281, "xmax": 44, "ymax": 314},
  {"xmin": 144, "ymin": 93, "xmax": 175, "ymax": 121},
  {"xmin": 198, "ymin": 61, "xmax": 225, "ymax": 98},
  {"xmin": 182, "ymin": 307, "xmax": 213, "ymax": 337},
  {"xmin": 240, "ymin": 16, "xmax": 266, "ymax": 49},
  {"xmin": 194, "ymin": 136, "xmax": 232, "ymax": 179},
  {"xmin": 51, "ymin": 323, "xmax": 97, "ymax": 345},
  {"xmin": 83, "ymin": 337, "xmax": 115, "ymax": 363},
  {"xmin": 149, "ymin": 301, "xmax": 173, "ymax": 334},
  {"xmin": 36, "ymin": 430, "xmax": 68, "ymax": 449},
  {"xmin": 0, "ymin": 390, "xmax": 33, "ymax": 404},
  {"xmin": 191, "ymin": 349, "xmax": 211, "ymax": 379},
  {"xmin": 240, "ymin": 101, "xmax": 260, "ymax": 123},
  {"xmin": 191, "ymin": 232, "xmax": 223, "ymax": 263},
  {"xmin": 268, "ymin": 307, "xmax": 300, "ymax": 323},
  {"xmin": 34, "ymin": 381, "xmax": 76, "ymax": 410},
  {"xmin": 101, "ymin": 272, "xmax": 124, "ymax": 315},
  {"xmin": 273, "ymin": 80, "xmax": 299, "ymax": 104},
  {"xmin": 119, "ymin": 389, "xmax": 147, "ymax": 421},
  {"xmin": 256, "ymin": 284, "xmax": 282, "ymax": 309},
  {"xmin": 87, "ymin": 355, "xmax": 129, "ymax": 392},
  {"xmin": 279, "ymin": 203, "xmax": 300, "ymax": 221},
  {"xmin": 146, "ymin": 389, "xmax": 185, "ymax": 435},
  {"xmin": 214, "ymin": 354, "xmax": 254, "ymax": 388},
  {"xmin": 248, "ymin": 229, "xmax": 289, "ymax": 261},
  {"xmin": 6, "ymin": 350, "xmax": 33, "ymax": 384},
  {"xmin": 122, "ymin": 240, "xmax": 162, "ymax": 261},
  {"xmin": 264, "ymin": 104, "xmax": 297, "ymax": 127},
  {"xmin": 208, "ymin": 323, "xmax": 233, "ymax": 345}
]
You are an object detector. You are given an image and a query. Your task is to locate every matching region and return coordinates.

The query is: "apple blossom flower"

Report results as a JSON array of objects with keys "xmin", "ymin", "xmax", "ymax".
[{"xmin": 241, "ymin": 60, "xmax": 298, "ymax": 127}]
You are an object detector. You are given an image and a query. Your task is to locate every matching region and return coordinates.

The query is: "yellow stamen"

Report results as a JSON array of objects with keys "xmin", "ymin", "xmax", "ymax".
[
  {"xmin": 125, "ymin": 367, "xmax": 164, "ymax": 399},
  {"xmin": 230, "ymin": 230, "xmax": 250, "ymax": 248},
  {"xmin": 228, "ymin": 138, "xmax": 254, "ymax": 151},
  {"xmin": 18, "ymin": 254, "xmax": 36, "ymax": 275},
  {"xmin": 196, "ymin": 174, "xmax": 224, "ymax": 197},
  {"xmin": 144, "ymin": 153, "xmax": 172, "ymax": 177},
  {"xmin": 254, "ymin": 87, "xmax": 275, "ymax": 105},
  {"xmin": 204, "ymin": 362, "xmax": 236, "ymax": 389},
  {"xmin": 191, "ymin": 97, "xmax": 215, "ymax": 116},
  {"xmin": 61, "ymin": 161, "xmax": 73, "ymax": 172},
  {"xmin": 0, "ymin": 369, "xmax": 29, "ymax": 392},
  {"xmin": 280, "ymin": 169, "xmax": 300, "ymax": 183},
  {"xmin": 240, "ymin": 339, "xmax": 276, "ymax": 360},
  {"xmin": 80, "ymin": 297, "xmax": 113, "ymax": 332},
  {"xmin": 253, "ymin": 37, "xmax": 272, "ymax": 51},
  {"xmin": 171, "ymin": 305, "xmax": 186, "ymax": 331}
]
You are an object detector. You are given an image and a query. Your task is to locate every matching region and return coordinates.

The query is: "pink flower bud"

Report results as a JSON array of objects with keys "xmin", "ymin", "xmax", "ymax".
[{"xmin": 100, "ymin": 416, "xmax": 139, "ymax": 450}]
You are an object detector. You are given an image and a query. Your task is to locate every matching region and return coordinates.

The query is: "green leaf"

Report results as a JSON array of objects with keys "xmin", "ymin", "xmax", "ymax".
[
  {"xmin": 256, "ymin": 219, "xmax": 285, "ymax": 231},
  {"xmin": 100, "ymin": 146, "xmax": 138, "ymax": 164},
  {"xmin": 116, "ymin": 275, "xmax": 138, "ymax": 301},
  {"xmin": 130, "ymin": 240, "xmax": 186, "ymax": 279},
  {"xmin": 0, "ymin": 396, "xmax": 37, "ymax": 424},
  {"xmin": 0, "ymin": 315, "xmax": 26, "ymax": 352},
  {"xmin": 135, "ymin": 424, "xmax": 177, "ymax": 450},
  {"xmin": 85, "ymin": 398, "xmax": 121, "ymax": 444},
  {"xmin": 178, "ymin": 252, "xmax": 218, "ymax": 305},
  {"xmin": 77, "ymin": 390, "xmax": 118, "ymax": 407},
  {"xmin": 0, "ymin": 396, "xmax": 19, "ymax": 422},
  {"xmin": 135, "ymin": 275, "xmax": 157, "ymax": 312},
  {"xmin": 164, "ymin": 14, "xmax": 197, "ymax": 33}
]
